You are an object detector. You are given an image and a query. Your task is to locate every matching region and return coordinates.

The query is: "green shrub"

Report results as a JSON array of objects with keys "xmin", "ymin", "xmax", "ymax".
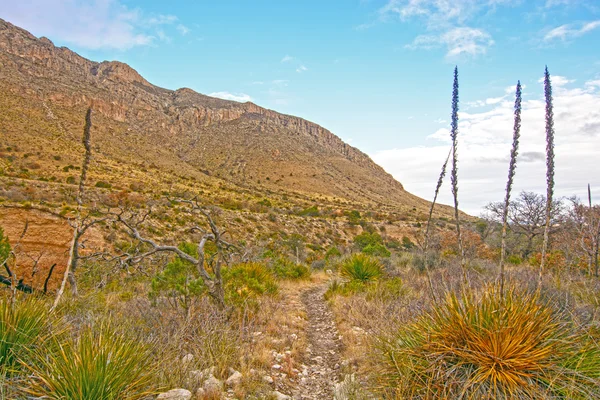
[
  {"xmin": 223, "ymin": 262, "xmax": 278, "ymax": 307},
  {"xmin": 377, "ymin": 285, "xmax": 600, "ymax": 399},
  {"xmin": 325, "ymin": 246, "xmax": 342, "ymax": 260},
  {"xmin": 1, "ymin": 298, "xmax": 50, "ymax": 376},
  {"xmin": 149, "ymin": 242, "xmax": 204, "ymax": 312},
  {"xmin": 94, "ymin": 181, "xmax": 111, "ymax": 189},
  {"xmin": 299, "ymin": 205, "xmax": 319, "ymax": 217},
  {"xmin": 339, "ymin": 254, "xmax": 383, "ymax": 283},
  {"xmin": 354, "ymin": 232, "xmax": 391, "ymax": 257},
  {"xmin": 271, "ymin": 257, "xmax": 311, "ymax": 280},
  {"xmin": 25, "ymin": 324, "xmax": 156, "ymax": 399}
]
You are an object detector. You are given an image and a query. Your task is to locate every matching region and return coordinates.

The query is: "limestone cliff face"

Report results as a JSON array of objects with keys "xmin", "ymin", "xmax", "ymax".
[{"xmin": 0, "ymin": 18, "xmax": 416, "ymax": 206}]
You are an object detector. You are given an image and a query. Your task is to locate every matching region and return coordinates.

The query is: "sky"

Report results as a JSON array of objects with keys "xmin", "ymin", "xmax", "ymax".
[{"xmin": 1, "ymin": 0, "xmax": 600, "ymax": 214}]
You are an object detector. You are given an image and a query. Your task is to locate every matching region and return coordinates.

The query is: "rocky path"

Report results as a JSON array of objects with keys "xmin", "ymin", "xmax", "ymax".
[{"xmin": 291, "ymin": 283, "xmax": 343, "ymax": 399}]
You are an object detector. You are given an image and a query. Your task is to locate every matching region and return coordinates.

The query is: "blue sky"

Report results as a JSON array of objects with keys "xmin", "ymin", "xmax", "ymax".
[{"xmin": 2, "ymin": 0, "xmax": 600, "ymax": 214}]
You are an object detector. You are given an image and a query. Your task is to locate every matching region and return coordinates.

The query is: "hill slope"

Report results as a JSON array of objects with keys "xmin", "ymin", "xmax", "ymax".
[{"xmin": 0, "ymin": 18, "xmax": 432, "ymax": 212}]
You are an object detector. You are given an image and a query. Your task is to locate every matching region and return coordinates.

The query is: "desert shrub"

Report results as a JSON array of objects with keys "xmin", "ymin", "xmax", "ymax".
[
  {"xmin": 325, "ymin": 246, "xmax": 342, "ymax": 260},
  {"xmin": 65, "ymin": 175, "xmax": 76, "ymax": 184},
  {"xmin": 270, "ymin": 257, "xmax": 311, "ymax": 280},
  {"xmin": 94, "ymin": 181, "xmax": 112, "ymax": 189},
  {"xmin": 354, "ymin": 232, "xmax": 391, "ymax": 257},
  {"xmin": 339, "ymin": 254, "xmax": 383, "ymax": 283},
  {"xmin": 1, "ymin": 297, "xmax": 51, "ymax": 376},
  {"xmin": 506, "ymin": 254, "xmax": 523, "ymax": 265},
  {"xmin": 401, "ymin": 236, "xmax": 415, "ymax": 250},
  {"xmin": 25, "ymin": 324, "xmax": 156, "ymax": 399},
  {"xmin": 346, "ymin": 210, "xmax": 362, "ymax": 225},
  {"xmin": 298, "ymin": 205, "xmax": 320, "ymax": 217},
  {"xmin": 149, "ymin": 242, "xmax": 205, "ymax": 313},
  {"xmin": 377, "ymin": 285, "xmax": 600, "ymax": 399},
  {"xmin": 223, "ymin": 262, "xmax": 278, "ymax": 307}
]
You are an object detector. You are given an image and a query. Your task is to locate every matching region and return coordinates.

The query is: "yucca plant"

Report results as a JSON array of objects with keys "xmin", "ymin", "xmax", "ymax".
[
  {"xmin": 339, "ymin": 254, "xmax": 383, "ymax": 283},
  {"xmin": 24, "ymin": 323, "xmax": 157, "ymax": 400},
  {"xmin": 1, "ymin": 297, "xmax": 50, "ymax": 376},
  {"xmin": 377, "ymin": 285, "xmax": 600, "ymax": 399}
]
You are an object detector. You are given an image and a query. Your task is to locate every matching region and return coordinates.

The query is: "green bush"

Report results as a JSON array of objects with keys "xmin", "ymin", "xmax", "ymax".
[
  {"xmin": 271, "ymin": 257, "xmax": 311, "ymax": 280},
  {"xmin": 25, "ymin": 324, "xmax": 156, "ymax": 399},
  {"xmin": 1, "ymin": 298, "xmax": 50, "ymax": 376},
  {"xmin": 94, "ymin": 181, "xmax": 112, "ymax": 189},
  {"xmin": 339, "ymin": 254, "xmax": 383, "ymax": 283},
  {"xmin": 299, "ymin": 205, "xmax": 319, "ymax": 217},
  {"xmin": 223, "ymin": 262, "xmax": 278, "ymax": 307},
  {"xmin": 149, "ymin": 242, "xmax": 204, "ymax": 312},
  {"xmin": 354, "ymin": 232, "xmax": 391, "ymax": 257}
]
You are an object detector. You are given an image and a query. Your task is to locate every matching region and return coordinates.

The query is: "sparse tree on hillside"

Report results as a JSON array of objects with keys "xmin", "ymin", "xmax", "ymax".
[
  {"xmin": 539, "ymin": 66, "xmax": 556, "ymax": 287},
  {"xmin": 499, "ymin": 81, "xmax": 522, "ymax": 296},
  {"xmin": 450, "ymin": 66, "xmax": 467, "ymax": 282},
  {"xmin": 115, "ymin": 199, "xmax": 237, "ymax": 310},
  {"xmin": 485, "ymin": 191, "xmax": 563, "ymax": 258}
]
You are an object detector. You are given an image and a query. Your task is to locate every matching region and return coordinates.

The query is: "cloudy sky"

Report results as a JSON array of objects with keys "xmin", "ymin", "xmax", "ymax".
[{"xmin": 2, "ymin": 0, "xmax": 600, "ymax": 214}]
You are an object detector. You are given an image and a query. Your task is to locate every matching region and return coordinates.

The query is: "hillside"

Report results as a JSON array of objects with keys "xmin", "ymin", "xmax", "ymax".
[{"xmin": 0, "ymin": 17, "xmax": 431, "ymax": 212}]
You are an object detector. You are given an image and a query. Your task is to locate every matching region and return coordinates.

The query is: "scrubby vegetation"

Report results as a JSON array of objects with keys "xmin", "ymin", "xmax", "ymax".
[{"xmin": 1, "ymin": 67, "xmax": 599, "ymax": 399}]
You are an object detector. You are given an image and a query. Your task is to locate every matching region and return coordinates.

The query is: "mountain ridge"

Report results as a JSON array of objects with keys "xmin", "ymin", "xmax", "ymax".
[{"xmin": 0, "ymin": 17, "xmax": 437, "ymax": 212}]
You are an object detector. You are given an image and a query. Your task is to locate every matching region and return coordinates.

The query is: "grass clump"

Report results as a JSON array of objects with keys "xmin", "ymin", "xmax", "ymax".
[
  {"xmin": 1, "ymin": 297, "xmax": 51, "ymax": 376},
  {"xmin": 25, "ymin": 323, "xmax": 156, "ymax": 400},
  {"xmin": 377, "ymin": 285, "xmax": 600, "ymax": 399},
  {"xmin": 340, "ymin": 254, "xmax": 383, "ymax": 283}
]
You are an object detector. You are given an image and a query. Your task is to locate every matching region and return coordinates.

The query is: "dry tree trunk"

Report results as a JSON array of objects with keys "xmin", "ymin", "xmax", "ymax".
[
  {"xmin": 52, "ymin": 108, "xmax": 92, "ymax": 310},
  {"xmin": 538, "ymin": 67, "xmax": 555, "ymax": 289},
  {"xmin": 499, "ymin": 81, "xmax": 522, "ymax": 297},
  {"xmin": 449, "ymin": 66, "xmax": 467, "ymax": 283}
]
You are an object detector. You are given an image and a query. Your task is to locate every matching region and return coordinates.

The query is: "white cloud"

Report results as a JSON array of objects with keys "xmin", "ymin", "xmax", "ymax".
[
  {"xmin": 372, "ymin": 76, "xmax": 600, "ymax": 215},
  {"xmin": 0, "ymin": 0, "xmax": 183, "ymax": 50},
  {"xmin": 176, "ymin": 24, "xmax": 190, "ymax": 35},
  {"xmin": 296, "ymin": 65, "xmax": 308, "ymax": 73},
  {"xmin": 536, "ymin": 75, "xmax": 574, "ymax": 86},
  {"xmin": 544, "ymin": 20, "xmax": 600, "ymax": 41},
  {"xmin": 146, "ymin": 14, "xmax": 178, "ymax": 25},
  {"xmin": 406, "ymin": 27, "xmax": 494, "ymax": 58},
  {"xmin": 272, "ymin": 79, "xmax": 289, "ymax": 86},
  {"xmin": 281, "ymin": 55, "xmax": 294, "ymax": 63},
  {"xmin": 379, "ymin": 0, "xmax": 514, "ymax": 30},
  {"xmin": 208, "ymin": 92, "xmax": 253, "ymax": 102}
]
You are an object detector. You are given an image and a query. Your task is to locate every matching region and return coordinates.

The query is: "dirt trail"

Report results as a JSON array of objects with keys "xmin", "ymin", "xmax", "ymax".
[{"xmin": 292, "ymin": 283, "xmax": 343, "ymax": 399}]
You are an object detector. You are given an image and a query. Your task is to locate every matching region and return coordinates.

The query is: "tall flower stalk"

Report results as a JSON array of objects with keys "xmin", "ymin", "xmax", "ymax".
[
  {"xmin": 499, "ymin": 82, "xmax": 522, "ymax": 297},
  {"xmin": 450, "ymin": 66, "xmax": 467, "ymax": 283},
  {"xmin": 423, "ymin": 146, "xmax": 452, "ymax": 302},
  {"xmin": 538, "ymin": 67, "xmax": 555, "ymax": 288}
]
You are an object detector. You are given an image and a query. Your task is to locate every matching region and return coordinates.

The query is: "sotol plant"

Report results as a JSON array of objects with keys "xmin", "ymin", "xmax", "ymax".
[
  {"xmin": 377, "ymin": 285, "xmax": 600, "ymax": 399},
  {"xmin": 25, "ymin": 324, "xmax": 156, "ymax": 400},
  {"xmin": 339, "ymin": 253, "xmax": 383, "ymax": 283}
]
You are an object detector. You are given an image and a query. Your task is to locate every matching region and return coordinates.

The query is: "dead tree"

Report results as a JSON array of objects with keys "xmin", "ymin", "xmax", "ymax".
[
  {"xmin": 115, "ymin": 199, "xmax": 236, "ymax": 310},
  {"xmin": 53, "ymin": 108, "xmax": 100, "ymax": 309}
]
